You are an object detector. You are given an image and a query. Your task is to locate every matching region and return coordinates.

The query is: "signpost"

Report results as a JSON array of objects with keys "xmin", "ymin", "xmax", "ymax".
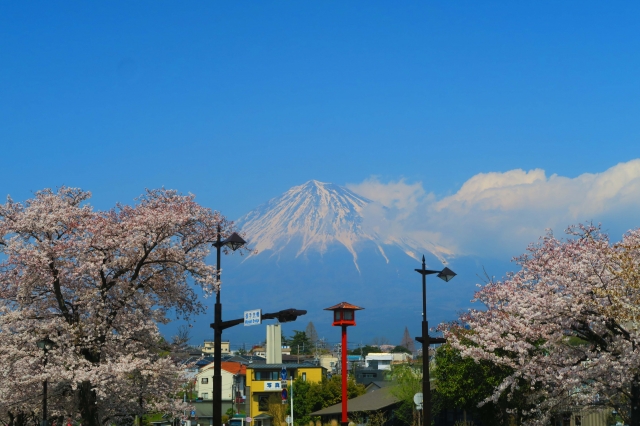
[
  {"xmin": 413, "ymin": 393, "xmax": 423, "ymax": 411},
  {"xmin": 244, "ymin": 309, "xmax": 262, "ymax": 326}
]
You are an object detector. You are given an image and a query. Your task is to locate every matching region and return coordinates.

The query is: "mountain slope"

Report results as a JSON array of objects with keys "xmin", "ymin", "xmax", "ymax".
[{"xmin": 236, "ymin": 180, "xmax": 451, "ymax": 270}]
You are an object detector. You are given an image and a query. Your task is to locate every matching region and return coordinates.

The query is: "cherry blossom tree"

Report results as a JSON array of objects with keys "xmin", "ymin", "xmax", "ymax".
[
  {"xmin": 0, "ymin": 187, "xmax": 237, "ymax": 426},
  {"xmin": 443, "ymin": 225, "xmax": 640, "ymax": 426}
]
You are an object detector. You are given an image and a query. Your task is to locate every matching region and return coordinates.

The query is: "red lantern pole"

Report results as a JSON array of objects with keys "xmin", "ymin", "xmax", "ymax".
[
  {"xmin": 341, "ymin": 324, "xmax": 348, "ymax": 426},
  {"xmin": 324, "ymin": 302, "xmax": 364, "ymax": 426}
]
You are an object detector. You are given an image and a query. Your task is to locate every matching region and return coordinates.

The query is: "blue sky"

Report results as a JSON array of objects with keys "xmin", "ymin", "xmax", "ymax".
[{"xmin": 3, "ymin": 2, "xmax": 640, "ymax": 344}]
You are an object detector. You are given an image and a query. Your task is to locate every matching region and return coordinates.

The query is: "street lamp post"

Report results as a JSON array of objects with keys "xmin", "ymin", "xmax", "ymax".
[
  {"xmin": 37, "ymin": 338, "xmax": 56, "ymax": 426},
  {"xmin": 414, "ymin": 256, "xmax": 455, "ymax": 426},
  {"xmin": 211, "ymin": 225, "xmax": 247, "ymax": 426},
  {"xmin": 324, "ymin": 302, "xmax": 364, "ymax": 426},
  {"xmin": 209, "ymin": 225, "xmax": 307, "ymax": 426}
]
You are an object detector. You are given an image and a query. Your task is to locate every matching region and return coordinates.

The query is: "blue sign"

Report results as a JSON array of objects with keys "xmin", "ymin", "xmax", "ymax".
[
  {"xmin": 281, "ymin": 389, "xmax": 288, "ymax": 400},
  {"xmin": 281, "ymin": 367, "xmax": 287, "ymax": 380}
]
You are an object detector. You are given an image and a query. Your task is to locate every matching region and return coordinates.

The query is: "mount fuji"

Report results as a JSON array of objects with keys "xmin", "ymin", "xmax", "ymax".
[
  {"xmin": 235, "ymin": 180, "xmax": 451, "ymax": 271},
  {"xmin": 208, "ymin": 180, "xmax": 496, "ymax": 348}
]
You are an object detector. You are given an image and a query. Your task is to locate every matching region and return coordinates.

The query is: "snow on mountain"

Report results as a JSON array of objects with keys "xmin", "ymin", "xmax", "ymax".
[{"xmin": 236, "ymin": 180, "xmax": 451, "ymax": 270}]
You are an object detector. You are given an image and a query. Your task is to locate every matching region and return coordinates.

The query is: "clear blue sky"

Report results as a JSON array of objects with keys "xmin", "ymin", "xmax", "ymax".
[
  {"xmin": 3, "ymin": 1, "xmax": 640, "ymax": 220},
  {"xmin": 4, "ymin": 2, "xmax": 640, "ymax": 347}
]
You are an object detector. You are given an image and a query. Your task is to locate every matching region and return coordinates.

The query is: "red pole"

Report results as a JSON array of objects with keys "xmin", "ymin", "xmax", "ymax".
[{"xmin": 341, "ymin": 325, "xmax": 348, "ymax": 426}]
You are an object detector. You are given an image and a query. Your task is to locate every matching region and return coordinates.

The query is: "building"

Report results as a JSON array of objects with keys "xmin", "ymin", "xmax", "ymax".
[
  {"xmin": 245, "ymin": 363, "xmax": 325, "ymax": 426},
  {"xmin": 365, "ymin": 353, "xmax": 412, "ymax": 370},
  {"xmin": 319, "ymin": 354, "xmax": 338, "ymax": 373},
  {"xmin": 194, "ymin": 361, "xmax": 247, "ymax": 421},
  {"xmin": 549, "ymin": 407, "xmax": 613, "ymax": 426},
  {"xmin": 353, "ymin": 366, "xmax": 387, "ymax": 386},
  {"xmin": 250, "ymin": 345, "xmax": 291, "ymax": 358},
  {"xmin": 201, "ymin": 341, "xmax": 231, "ymax": 356}
]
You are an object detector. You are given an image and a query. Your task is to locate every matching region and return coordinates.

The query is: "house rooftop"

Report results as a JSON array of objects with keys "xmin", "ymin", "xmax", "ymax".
[
  {"xmin": 247, "ymin": 363, "xmax": 326, "ymax": 370},
  {"xmin": 311, "ymin": 386, "xmax": 399, "ymax": 415}
]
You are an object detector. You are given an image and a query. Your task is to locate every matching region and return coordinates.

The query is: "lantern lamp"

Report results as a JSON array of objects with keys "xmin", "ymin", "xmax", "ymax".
[{"xmin": 324, "ymin": 301, "xmax": 363, "ymax": 327}]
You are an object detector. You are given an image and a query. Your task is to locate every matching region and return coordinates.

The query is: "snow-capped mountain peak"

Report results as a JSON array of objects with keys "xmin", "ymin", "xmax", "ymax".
[{"xmin": 236, "ymin": 180, "xmax": 450, "ymax": 270}]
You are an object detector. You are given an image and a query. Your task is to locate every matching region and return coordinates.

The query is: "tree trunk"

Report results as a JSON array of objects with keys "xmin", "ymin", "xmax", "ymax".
[
  {"xmin": 631, "ymin": 375, "xmax": 640, "ymax": 426},
  {"xmin": 77, "ymin": 381, "xmax": 100, "ymax": 426}
]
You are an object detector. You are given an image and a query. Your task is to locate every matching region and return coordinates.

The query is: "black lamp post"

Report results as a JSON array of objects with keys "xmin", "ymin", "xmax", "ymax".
[
  {"xmin": 414, "ymin": 255, "xmax": 455, "ymax": 426},
  {"xmin": 37, "ymin": 338, "xmax": 56, "ymax": 426},
  {"xmin": 211, "ymin": 225, "xmax": 247, "ymax": 426},
  {"xmin": 209, "ymin": 225, "xmax": 307, "ymax": 426}
]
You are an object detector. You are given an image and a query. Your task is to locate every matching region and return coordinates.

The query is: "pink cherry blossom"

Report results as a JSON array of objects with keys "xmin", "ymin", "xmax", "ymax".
[
  {"xmin": 0, "ymin": 187, "xmax": 239, "ymax": 426},
  {"xmin": 443, "ymin": 224, "xmax": 640, "ymax": 426}
]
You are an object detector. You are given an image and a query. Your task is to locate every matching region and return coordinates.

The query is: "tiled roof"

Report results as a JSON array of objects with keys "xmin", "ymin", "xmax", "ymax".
[
  {"xmin": 323, "ymin": 302, "xmax": 364, "ymax": 311},
  {"xmin": 221, "ymin": 362, "xmax": 246, "ymax": 375},
  {"xmin": 199, "ymin": 361, "xmax": 247, "ymax": 375},
  {"xmin": 311, "ymin": 387, "xmax": 399, "ymax": 415}
]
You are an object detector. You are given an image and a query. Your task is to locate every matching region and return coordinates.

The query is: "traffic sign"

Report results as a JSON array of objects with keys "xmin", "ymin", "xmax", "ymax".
[
  {"xmin": 281, "ymin": 380, "xmax": 287, "ymax": 388},
  {"xmin": 285, "ymin": 417, "xmax": 291, "ymax": 425},
  {"xmin": 281, "ymin": 367, "xmax": 287, "ymax": 380},
  {"xmin": 281, "ymin": 389, "xmax": 288, "ymax": 400},
  {"xmin": 413, "ymin": 393, "xmax": 423, "ymax": 411},
  {"xmin": 244, "ymin": 309, "xmax": 262, "ymax": 326}
]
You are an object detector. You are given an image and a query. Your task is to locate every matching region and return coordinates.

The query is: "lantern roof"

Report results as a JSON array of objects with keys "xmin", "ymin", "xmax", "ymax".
[{"xmin": 324, "ymin": 302, "xmax": 364, "ymax": 311}]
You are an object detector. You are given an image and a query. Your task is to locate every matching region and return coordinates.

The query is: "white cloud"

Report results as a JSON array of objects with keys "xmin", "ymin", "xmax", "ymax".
[{"xmin": 348, "ymin": 160, "xmax": 640, "ymax": 258}]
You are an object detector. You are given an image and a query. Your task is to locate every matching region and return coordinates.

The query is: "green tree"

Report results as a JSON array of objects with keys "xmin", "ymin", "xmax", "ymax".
[
  {"xmin": 391, "ymin": 345, "xmax": 412, "ymax": 354},
  {"xmin": 432, "ymin": 342, "xmax": 532, "ymax": 426},
  {"xmin": 347, "ymin": 345, "xmax": 379, "ymax": 356},
  {"xmin": 289, "ymin": 330, "xmax": 312, "ymax": 355},
  {"xmin": 289, "ymin": 375, "xmax": 365, "ymax": 425},
  {"xmin": 389, "ymin": 364, "xmax": 423, "ymax": 426}
]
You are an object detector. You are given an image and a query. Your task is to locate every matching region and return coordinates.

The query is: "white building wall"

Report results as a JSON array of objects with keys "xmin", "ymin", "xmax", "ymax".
[
  {"xmin": 195, "ymin": 365, "xmax": 244, "ymax": 401},
  {"xmin": 365, "ymin": 352, "xmax": 412, "ymax": 370}
]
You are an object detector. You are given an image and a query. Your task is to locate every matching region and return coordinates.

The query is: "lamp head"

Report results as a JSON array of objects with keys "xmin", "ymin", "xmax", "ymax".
[
  {"xmin": 276, "ymin": 308, "xmax": 307, "ymax": 323},
  {"xmin": 223, "ymin": 233, "xmax": 246, "ymax": 251},
  {"xmin": 437, "ymin": 267, "xmax": 456, "ymax": 282}
]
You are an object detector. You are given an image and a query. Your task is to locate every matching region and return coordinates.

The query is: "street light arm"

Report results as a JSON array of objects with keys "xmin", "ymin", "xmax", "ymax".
[
  {"xmin": 210, "ymin": 318, "xmax": 245, "ymax": 331},
  {"xmin": 210, "ymin": 309, "xmax": 308, "ymax": 331}
]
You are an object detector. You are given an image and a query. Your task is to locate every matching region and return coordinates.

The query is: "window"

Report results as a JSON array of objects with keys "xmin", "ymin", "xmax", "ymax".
[
  {"xmin": 258, "ymin": 395, "xmax": 270, "ymax": 411},
  {"xmin": 302, "ymin": 373, "xmax": 306, "ymax": 381},
  {"xmin": 343, "ymin": 310, "xmax": 353, "ymax": 320},
  {"xmin": 255, "ymin": 371, "xmax": 279, "ymax": 381},
  {"xmin": 575, "ymin": 416, "xmax": 581, "ymax": 426},
  {"xmin": 202, "ymin": 393, "xmax": 208, "ymax": 400},
  {"xmin": 201, "ymin": 378, "xmax": 209, "ymax": 384}
]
